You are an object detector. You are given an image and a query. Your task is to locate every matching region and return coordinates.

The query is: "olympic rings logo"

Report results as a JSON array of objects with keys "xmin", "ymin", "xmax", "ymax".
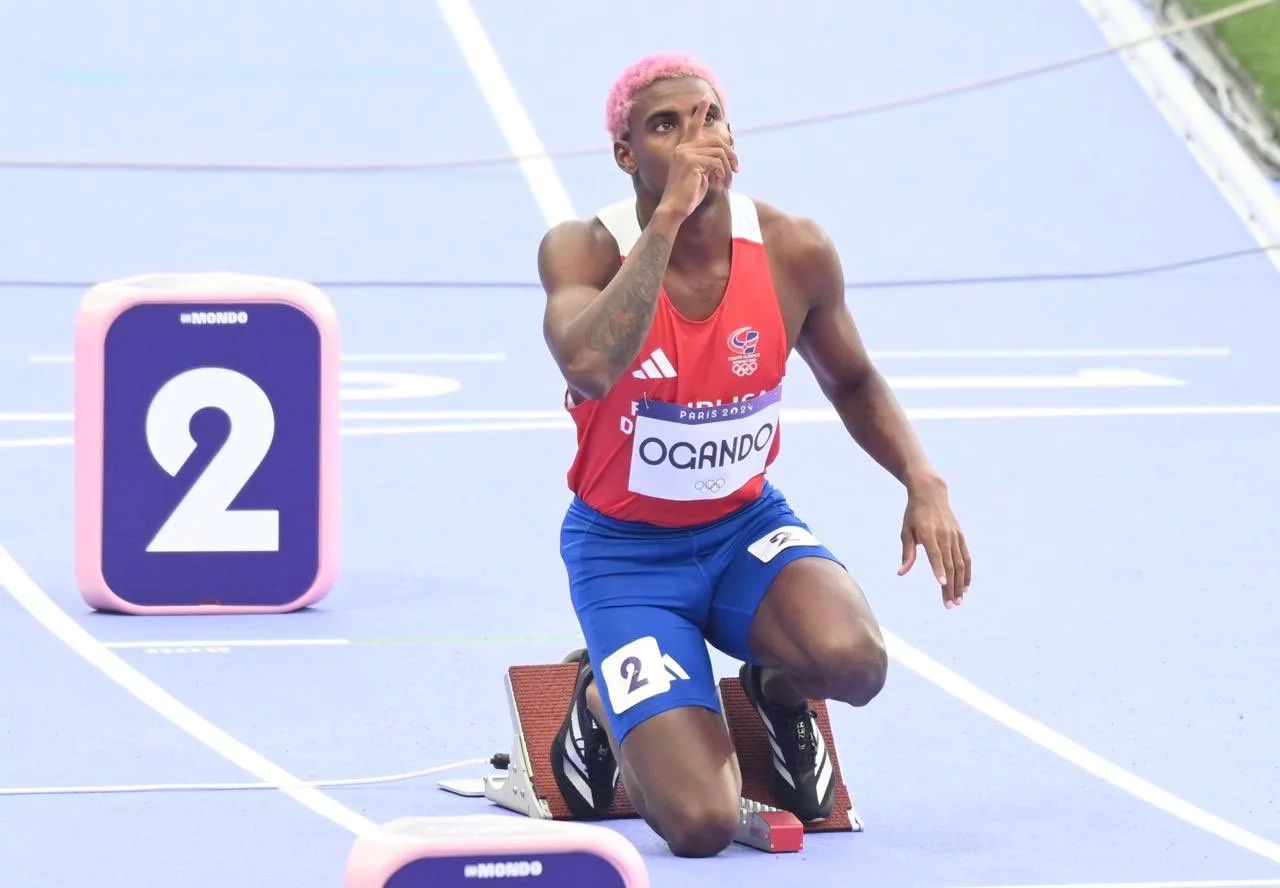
[
  {"xmin": 694, "ymin": 478, "xmax": 726, "ymax": 493},
  {"xmin": 730, "ymin": 359, "xmax": 757, "ymax": 377}
]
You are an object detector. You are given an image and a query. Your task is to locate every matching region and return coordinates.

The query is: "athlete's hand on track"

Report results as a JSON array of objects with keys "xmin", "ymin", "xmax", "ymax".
[
  {"xmin": 657, "ymin": 93, "xmax": 738, "ymax": 220},
  {"xmin": 898, "ymin": 482, "xmax": 971, "ymax": 608}
]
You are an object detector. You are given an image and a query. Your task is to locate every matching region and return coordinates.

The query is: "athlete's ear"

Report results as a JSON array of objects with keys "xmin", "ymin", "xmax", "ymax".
[{"xmin": 614, "ymin": 139, "xmax": 637, "ymax": 175}]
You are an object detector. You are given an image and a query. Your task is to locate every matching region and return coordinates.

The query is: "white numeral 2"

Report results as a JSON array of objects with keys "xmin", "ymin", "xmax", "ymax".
[{"xmin": 145, "ymin": 367, "xmax": 280, "ymax": 553}]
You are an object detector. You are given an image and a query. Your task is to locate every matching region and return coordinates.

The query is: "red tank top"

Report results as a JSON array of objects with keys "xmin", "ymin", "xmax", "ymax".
[{"xmin": 564, "ymin": 192, "xmax": 787, "ymax": 527}]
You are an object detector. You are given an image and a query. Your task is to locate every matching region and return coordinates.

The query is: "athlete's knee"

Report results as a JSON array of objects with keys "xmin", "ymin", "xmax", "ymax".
[
  {"xmin": 658, "ymin": 793, "xmax": 741, "ymax": 858},
  {"xmin": 750, "ymin": 557, "xmax": 887, "ymax": 705},
  {"xmin": 616, "ymin": 708, "xmax": 741, "ymax": 857},
  {"xmin": 795, "ymin": 619, "xmax": 888, "ymax": 707},
  {"xmin": 825, "ymin": 623, "xmax": 887, "ymax": 706}
]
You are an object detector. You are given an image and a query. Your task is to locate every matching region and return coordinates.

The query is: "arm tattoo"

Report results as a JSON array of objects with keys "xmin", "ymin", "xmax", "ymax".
[{"xmin": 583, "ymin": 231, "xmax": 672, "ymax": 370}]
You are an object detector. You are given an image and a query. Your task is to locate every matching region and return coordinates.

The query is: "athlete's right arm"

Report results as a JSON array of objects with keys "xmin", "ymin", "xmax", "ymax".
[
  {"xmin": 540, "ymin": 93, "xmax": 735, "ymax": 401},
  {"xmin": 538, "ymin": 208, "xmax": 684, "ymax": 402}
]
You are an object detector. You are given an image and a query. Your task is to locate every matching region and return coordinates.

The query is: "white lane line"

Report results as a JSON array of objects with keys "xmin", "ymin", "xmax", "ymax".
[
  {"xmin": 869, "ymin": 348, "xmax": 1231, "ymax": 359},
  {"xmin": 0, "ymin": 544, "xmax": 377, "ymax": 836},
  {"xmin": 5, "ymin": 403, "xmax": 1280, "ymax": 448},
  {"xmin": 8, "ymin": 379, "xmax": 1217, "ymax": 428},
  {"xmin": 332, "ymin": 404, "xmax": 1280, "ymax": 423},
  {"xmin": 341, "ymin": 410, "xmax": 566, "ymax": 421},
  {"xmin": 886, "ymin": 369, "xmax": 1184, "ymax": 389},
  {"xmin": 341, "ymin": 352, "xmax": 506, "ymax": 362},
  {"xmin": 27, "ymin": 352, "xmax": 507, "ymax": 364},
  {"xmin": 0, "ymin": 436, "xmax": 74, "ymax": 448},
  {"xmin": 885, "ymin": 631, "xmax": 1280, "ymax": 864},
  {"xmin": 435, "ymin": 0, "xmax": 576, "ymax": 226},
  {"xmin": 341, "ymin": 420, "xmax": 573, "ymax": 437},
  {"xmin": 0, "ymin": 757, "xmax": 487, "ymax": 798},
  {"xmin": 832, "ymin": 404, "xmax": 1280, "ymax": 420},
  {"xmin": 334, "ymin": 404, "xmax": 1280, "ymax": 422},
  {"xmin": 333, "ymin": 404, "xmax": 1280, "ymax": 439},
  {"xmin": 945, "ymin": 881, "xmax": 1280, "ymax": 888},
  {"xmin": 23, "ymin": 347, "xmax": 1233, "ymax": 365},
  {"xmin": 104, "ymin": 638, "xmax": 351, "ymax": 649}
]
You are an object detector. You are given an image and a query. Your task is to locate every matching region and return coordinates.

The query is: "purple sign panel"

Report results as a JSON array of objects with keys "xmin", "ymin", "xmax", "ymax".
[
  {"xmin": 385, "ymin": 851, "xmax": 629, "ymax": 887},
  {"xmin": 100, "ymin": 302, "xmax": 321, "ymax": 608}
]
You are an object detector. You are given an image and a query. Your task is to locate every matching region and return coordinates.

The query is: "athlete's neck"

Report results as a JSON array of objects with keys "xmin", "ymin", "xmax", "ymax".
[{"xmin": 638, "ymin": 190, "xmax": 732, "ymax": 270}]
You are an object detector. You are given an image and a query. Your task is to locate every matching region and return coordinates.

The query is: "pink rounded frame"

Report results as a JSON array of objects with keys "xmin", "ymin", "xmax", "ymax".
[
  {"xmin": 343, "ymin": 815, "xmax": 650, "ymax": 888},
  {"xmin": 73, "ymin": 272, "xmax": 341, "ymax": 615}
]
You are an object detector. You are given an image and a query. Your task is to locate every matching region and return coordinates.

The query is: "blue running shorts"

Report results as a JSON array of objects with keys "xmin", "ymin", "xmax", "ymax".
[{"xmin": 559, "ymin": 482, "xmax": 844, "ymax": 744}]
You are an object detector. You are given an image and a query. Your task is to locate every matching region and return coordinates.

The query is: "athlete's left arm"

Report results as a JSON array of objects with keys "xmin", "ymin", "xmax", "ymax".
[{"xmin": 789, "ymin": 219, "xmax": 972, "ymax": 605}]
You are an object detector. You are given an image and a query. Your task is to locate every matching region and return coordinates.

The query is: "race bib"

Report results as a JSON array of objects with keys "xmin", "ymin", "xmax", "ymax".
[
  {"xmin": 599, "ymin": 636, "xmax": 687, "ymax": 715},
  {"xmin": 627, "ymin": 385, "xmax": 781, "ymax": 501}
]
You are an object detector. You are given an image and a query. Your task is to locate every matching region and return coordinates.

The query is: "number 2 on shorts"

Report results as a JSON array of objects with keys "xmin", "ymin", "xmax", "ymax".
[
  {"xmin": 620, "ymin": 656, "xmax": 649, "ymax": 693},
  {"xmin": 601, "ymin": 636, "xmax": 673, "ymax": 715}
]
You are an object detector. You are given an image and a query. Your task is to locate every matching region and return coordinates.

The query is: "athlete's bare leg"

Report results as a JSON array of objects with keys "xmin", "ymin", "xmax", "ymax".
[
  {"xmin": 747, "ymin": 557, "xmax": 888, "ymax": 707},
  {"xmin": 584, "ymin": 683, "xmax": 742, "ymax": 858},
  {"xmin": 571, "ymin": 559, "xmax": 884, "ymax": 854}
]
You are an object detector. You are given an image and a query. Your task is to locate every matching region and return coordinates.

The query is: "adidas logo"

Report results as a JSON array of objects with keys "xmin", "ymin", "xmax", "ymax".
[
  {"xmin": 661, "ymin": 653, "xmax": 690, "ymax": 681},
  {"xmin": 632, "ymin": 348, "xmax": 677, "ymax": 380},
  {"xmin": 748, "ymin": 685, "xmax": 835, "ymax": 818}
]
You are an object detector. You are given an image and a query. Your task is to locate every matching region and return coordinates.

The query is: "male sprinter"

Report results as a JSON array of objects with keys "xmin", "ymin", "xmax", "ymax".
[{"xmin": 539, "ymin": 52, "xmax": 970, "ymax": 858}]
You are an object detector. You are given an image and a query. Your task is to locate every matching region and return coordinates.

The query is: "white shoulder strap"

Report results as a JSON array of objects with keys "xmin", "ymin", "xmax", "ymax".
[
  {"xmin": 728, "ymin": 191, "xmax": 762, "ymax": 244},
  {"xmin": 595, "ymin": 191, "xmax": 761, "ymax": 254},
  {"xmin": 595, "ymin": 198, "xmax": 642, "ymax": 256}
]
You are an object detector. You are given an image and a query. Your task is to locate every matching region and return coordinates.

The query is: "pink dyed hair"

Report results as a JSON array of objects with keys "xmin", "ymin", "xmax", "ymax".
[{"xmin": 604, "ymin": 52, "xmax": 727, "ymax": 141}]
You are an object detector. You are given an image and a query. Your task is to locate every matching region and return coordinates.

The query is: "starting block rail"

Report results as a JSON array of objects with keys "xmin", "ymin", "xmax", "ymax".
[{"xmin": 456, "ymin": 661, "xmax": 862, "ymax": 854}]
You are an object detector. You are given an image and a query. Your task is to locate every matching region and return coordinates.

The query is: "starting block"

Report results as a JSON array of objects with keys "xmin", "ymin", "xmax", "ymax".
[
  {"xmin": 73, "ymin": 272, "xmax": 341, "ymax": 614},
  {"xmin": 461, "ymin": 661, "xmax": 861, "ymax": 853},
  {"xmin": 344, "ymin": 815, "xmax": 648, "ymax": 887},
  {"xmin": 717, "ymin": 676, "xmax": 863, "ymax": 836}
]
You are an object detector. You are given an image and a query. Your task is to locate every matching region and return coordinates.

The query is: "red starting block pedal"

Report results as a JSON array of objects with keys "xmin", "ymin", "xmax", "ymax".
[
  {"xmin": 735, "ymin": 801, "xmax": 804, "ymax": 853},
  {"xmin": 456, "ymin": 662, "xmax": 862, "ymax": 853}
]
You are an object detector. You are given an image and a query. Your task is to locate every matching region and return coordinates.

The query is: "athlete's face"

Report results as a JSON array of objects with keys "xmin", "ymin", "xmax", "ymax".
[{"xmin": 614, "ymin": 76, "xmax": 732, "ymax": 201}]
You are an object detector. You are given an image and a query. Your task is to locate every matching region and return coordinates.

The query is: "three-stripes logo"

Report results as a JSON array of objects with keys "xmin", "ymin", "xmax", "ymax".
[
  {"xmin": 749, "ymin": 685, "xmax": 835, "ymax": 815},
  {"xmin": 633, "ymin": 348, "xmax": 677, "ymax": 380}
]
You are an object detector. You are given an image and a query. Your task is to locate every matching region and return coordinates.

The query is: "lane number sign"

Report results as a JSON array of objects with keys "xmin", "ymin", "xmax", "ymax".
[{"xmin": 74, "ymin": 274, "xmax": 341, "ymax": 614}]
